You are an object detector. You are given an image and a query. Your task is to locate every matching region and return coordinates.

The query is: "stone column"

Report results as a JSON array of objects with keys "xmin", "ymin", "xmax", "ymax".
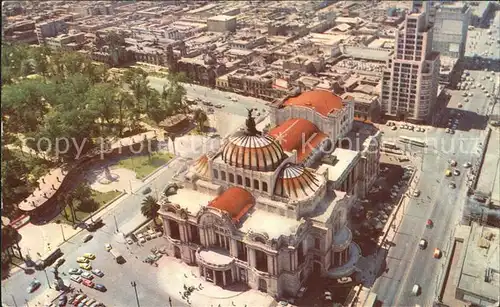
[
  {"xmin": 249, "ymin": 248, "xmax": 256, "ymax": 268},
  {"xmin": 213, "ymin": 270, "xmax": 217, "ymax": 285},
  {"xmin": 222, "ymin": 270, "xmax": 227, "ymax": 286},
  {"xmin": 203, "ymin": 267, "xmax": 207, "ymax": 280},
  {"xmin": 180, "ymin": 224, "xmax": 187, "ymax": 242},
  {"xmin": 199, "ymin": 228, "xmax": 206, "ymax": 246},
  {"xmin": 294, "ymin": 250, "xmax": 299, "ymax": 270},
  {"xmin": 165, "ymin": 219, "xmax": 171, "ymax": 237},
  {"xmin": 267, "ymin": 255, "xmax": 274, "ymax": 275},
  {"xmin": 230, "ymin": 239, "xmax": 238, "ymax": 257}
]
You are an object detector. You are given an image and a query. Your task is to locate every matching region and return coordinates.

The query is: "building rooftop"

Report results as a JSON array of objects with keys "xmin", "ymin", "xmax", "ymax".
[
  {"xmin": 238, "ymin": 207, "xmax": 303, "ymax": 239},
  {"xmin": 457, "ymin": 223, "xmax": 500, "ymax": 302},
  {"xmin": 317, "ymin": 149, "xmax": 360, "ymax": 182},
  {"xmin": 282, "ymin": 90, "xmax": 344, "ymax": 117},
  {"xmin": 168, "ymin": 188, "xmax": 214, "ymax": 216}
]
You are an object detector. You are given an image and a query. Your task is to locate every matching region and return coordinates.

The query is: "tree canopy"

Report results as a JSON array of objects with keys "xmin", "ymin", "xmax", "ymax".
[{"xmin": 1, "ymin": 44, "xmax": 188, "ymax": 219}]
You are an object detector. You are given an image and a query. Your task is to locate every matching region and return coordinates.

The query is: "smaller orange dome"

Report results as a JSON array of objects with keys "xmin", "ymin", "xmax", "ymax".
[{"xmin": 208, "ymin": 187, "xmax": 254, "ymax": 223}]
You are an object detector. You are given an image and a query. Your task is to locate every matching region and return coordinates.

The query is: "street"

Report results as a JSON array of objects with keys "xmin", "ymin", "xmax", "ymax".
[
  {"xmin": 2, "ymin": 158, "xmax": 189, "ymax": 307},
  {"xmin": 147, "ymin": 76, "xmax": 271, "ymax": 118}
]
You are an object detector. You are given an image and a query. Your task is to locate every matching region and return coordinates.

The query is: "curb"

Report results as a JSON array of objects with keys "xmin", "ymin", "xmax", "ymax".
[
  {"xmin": 56, "ymin": 191, "xmax": 127, "ymax": 247},
  {"xmin": 140, "ymin": 156, "xmax": 178, "ymax": 183},
  {"xmin": 378, "ymin": 167, "xmax": 419, "ymax": 247}
]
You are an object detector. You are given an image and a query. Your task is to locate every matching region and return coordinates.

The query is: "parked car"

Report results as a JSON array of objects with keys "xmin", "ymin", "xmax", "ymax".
[
  {"xmin": 70, "ymin": 275, "xmax": 82, "ymax": 283},
  {"xmin": 94, "ymin": 284, "xmax": 107, "ymax": 292},
  {"xmin": 453, "ymin": 169, "xmax": 461, "ymax": 176},
  {"xmin": 126, "ymin": 238, "xmax": 134, "ymax": 245},
  {"xmin": 105, "ymin": 243, "xmax": 112, "ymax": 252},
  {"xmin": 79, "ymin": 263, "xmax": 92, "ymax": 270},
  {"xmin": 27, "ymin": 279, "xmax": 41, "ymax": 293},
  {"xmin": 449, "ymin": 182, "xmax": 456, "ymax": 189},
  {"xmin": 83, "ymin": 253, "xmax": 96, "ymax": 260},
  {"xmin": 68, "ymin": 268, "xmax": 83, "ymax": 275},
  {"xmin": 82, "ymin": 279, "xmax": 95, "ymax": 288},
  {"xmin": 463, "ymin": 162, "xmax": 472, "ymax": 168},
  {"xmin": 81, "ymin": 271, "xmax": 94, "ymax": 280},
  {"xmin": 92, "ymin": 269, "xmax": 104, "ymax": 277},
  {"xmin": 76, "ymin": 257, "xmax": 89, "ymax": 263}
]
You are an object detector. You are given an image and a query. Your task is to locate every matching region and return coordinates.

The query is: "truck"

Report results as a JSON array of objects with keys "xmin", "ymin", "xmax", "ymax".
[{"xmin": 110, "ymin": 249, "xmax": 125, "ymax": 264}]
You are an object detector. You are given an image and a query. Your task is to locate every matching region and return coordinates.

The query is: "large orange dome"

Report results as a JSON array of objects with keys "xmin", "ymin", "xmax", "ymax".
[
  {"xmin": 221, "ymin": 132, "xmax": 285, "ymax": 172},
  {"xmin": 283, "ymin": 90, "xmax": 344, "ymax": 116}
]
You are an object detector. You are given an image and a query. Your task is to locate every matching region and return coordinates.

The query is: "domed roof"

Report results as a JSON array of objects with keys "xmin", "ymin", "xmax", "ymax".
[
  {"xmin": 191, "ymin": 155, "xmax": 209, "ymax": 178},
  {"xmin": 221, "ymin": 108, "xmax": 285, "ymax": 171},
  {"xmin": 283, "ymin": 90, "xmax": 344, "ymax": 116},
  {"xmin": 222, "ymin": 133, "xmax": 285, "ymax": 171},
  {"xmin": 274, "ymin": 164, "xmax": 321, "ymax": 200},
  {"xmin": 208, "ymin": 187, "xmax": 254, "ymax": 223}
]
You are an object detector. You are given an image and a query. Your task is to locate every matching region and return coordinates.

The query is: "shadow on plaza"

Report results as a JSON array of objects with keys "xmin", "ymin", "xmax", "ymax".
[
  {"xmin": 439, "ymin": 108, "xmax": 489, "ymax": 131},
  {"xmin": 462, "ymin": 57, "xmax": 500, "ymax": 73}
]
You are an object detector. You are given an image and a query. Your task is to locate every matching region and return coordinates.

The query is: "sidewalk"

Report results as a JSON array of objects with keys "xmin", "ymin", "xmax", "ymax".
[{"xmin": 156, "ymin": 257, "xmax": 274, "ymax": 307}]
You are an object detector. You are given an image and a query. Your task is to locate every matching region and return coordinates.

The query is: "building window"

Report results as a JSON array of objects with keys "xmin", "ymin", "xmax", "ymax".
[
  {"xmin": 262, "ymin": 182, "xmax": 268, "ymax": 192},
  {"xmin": 237, "ymin": 175, "xmax": 243, "ymax": 185},
  {"xmin": 221, "ymin": 171, "xmax": 226, "ymax": 181},
  {"xmin": 255, "ymin": 249, "xmax": 268, "ymax": 273},
  {"xmin": 253, "ymin": 179, "xmax": 260, "ymax": 190},
  {"xmin": 213, "ymin": 169, "xmax": 219, "ymax": 179},
  {"xmin": 169, "ymin": 220, "xmax": 181, "ymax": 240},
  {"xmin": 190, "ymin": 224, "xmax": 201, "ymax": 245},
  {"xmin": 237, "ymin": 241, "xmax": 247, "ymax": 262},
  {"xmin": 315, "ymin": 238, "xmax": 321, "ymax": 250},
  {"xmin": 229, "ymin": 173, "xmax": 234, "ymax": 183},
  {"xmin": 245, "ymin": 177, "xmax": 251, "ymax": 187}
]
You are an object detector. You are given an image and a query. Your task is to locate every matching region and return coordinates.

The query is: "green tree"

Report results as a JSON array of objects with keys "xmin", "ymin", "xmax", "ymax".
[{"xmin": 141, "ymin": 195, "xmax": 160, "ymax": 224}]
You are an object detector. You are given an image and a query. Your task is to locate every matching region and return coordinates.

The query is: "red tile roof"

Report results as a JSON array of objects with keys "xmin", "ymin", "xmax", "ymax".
[
  {"xmin": 208, "ymin": 187, "xmax": 254, "ymax": 223},
  {"xmin": 268, "ymin": 118, "xmax": 329, "ymax": 163},
  {"xmin": 282, "ymin": 90, "xmax": 344, "ymax": 116}
]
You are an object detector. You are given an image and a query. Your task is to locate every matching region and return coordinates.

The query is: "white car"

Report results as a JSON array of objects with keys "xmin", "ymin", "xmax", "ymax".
[
  {"xmin": 412, "ymin": 190, "xmax": 421, "ymax": 197},
  {"xmin": 453, "ymin": 169, "xmax": 461, "ymax": 176},
  {"xmin": 463, "ymin": 162, "xmax": 472, "ymax": 168},
  {"xmin": 70, "ymin": 275, "xmax": 82, "ymax": 283}
]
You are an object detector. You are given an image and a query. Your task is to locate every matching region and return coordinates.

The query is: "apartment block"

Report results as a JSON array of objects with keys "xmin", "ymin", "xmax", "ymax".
[
  {"xmin": 432, "ymin": 2, "xmax": 471, "ymax": 60},
  {"xmin": 207, "ymin": 15, "xmax": 237, "ymax": 32},
  {"xmin": 35, "ymin": 15, "xmax": 73, "ymax": 44},
  {"xmin": 380, "ymin": 1, "xmax": 440, "ymax": 123}
]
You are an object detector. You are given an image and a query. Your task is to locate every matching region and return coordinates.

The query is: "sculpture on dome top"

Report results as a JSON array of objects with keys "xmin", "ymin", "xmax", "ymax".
[{"xmin": 245, "ymin": 108, "xmax": 260, "ymax": 136}]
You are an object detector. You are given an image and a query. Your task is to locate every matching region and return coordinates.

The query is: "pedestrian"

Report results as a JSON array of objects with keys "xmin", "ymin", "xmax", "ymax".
[{"xmin": 169, "ymin": 297, "xmax": 172, "ymax": 307}]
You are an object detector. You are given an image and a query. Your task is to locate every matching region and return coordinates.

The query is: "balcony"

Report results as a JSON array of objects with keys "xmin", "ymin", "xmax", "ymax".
[
  {"xmin": 196, "ymin": 247, "xmax": 234, "ymax": 271},
  {"xmin": 332, "ymin": 226, "xmax": 352, "ymax": 252}
]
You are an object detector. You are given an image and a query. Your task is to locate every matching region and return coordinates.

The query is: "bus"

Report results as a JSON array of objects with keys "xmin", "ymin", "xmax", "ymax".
[
  {"xmin": 398, "ymin": 136, "xmax": 426, "ymax": 147},
  {"xmin": 382, "ymin": 141, "xmax": 398, "ymax": 150},
  {"xmin": 110, "ymin": 249, "xmax": 125, "ymax": 264}
]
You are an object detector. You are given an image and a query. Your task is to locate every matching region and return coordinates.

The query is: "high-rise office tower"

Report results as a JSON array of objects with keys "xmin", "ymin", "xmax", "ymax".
[{"xmin": 380, "ymin": 1, "xmax": 441, "ymax": 123}]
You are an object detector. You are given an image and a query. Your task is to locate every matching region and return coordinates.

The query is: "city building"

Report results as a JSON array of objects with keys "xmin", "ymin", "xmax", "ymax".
[
  {"xmin": 45, "ymin": 32, "xmax": 85, "ymax": 51},
  {"xmin": 159, "ymin": 91, "xmax": 381, "ymax": 299},
  {"xmin": 380, "ymin": 1, "xmax": 441, "ymax": 123},
  {"xmin": 207, "ymin": 15, "xmax": 237, "ymax": 32},
  {"xmin": 453, "ymin": 223, "xmax": 500, "ymax": 306},
  {"xmin": 432, "ymin": 2, "xmax": 471, "ymax": 60},
  {"xmin": 35, "ymin": 15, "xmax": 73, "ymax": 44},
  {"xmin": 269, "ymin": 90, "xmax": 354, "ymax": 145}
]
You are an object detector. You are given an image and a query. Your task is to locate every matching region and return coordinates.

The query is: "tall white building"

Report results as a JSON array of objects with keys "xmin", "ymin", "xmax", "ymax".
[
  {"xmin": 432, "ymin": 2, "xmax": 471, "ymax": 60},
  {"xmin": 380, "ymin": 1, "xmax": 441, "ymax": 123}
]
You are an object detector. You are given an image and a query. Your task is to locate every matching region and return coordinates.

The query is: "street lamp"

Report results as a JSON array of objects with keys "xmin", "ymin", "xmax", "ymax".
[
  {"xmin": 11, "ymin": 294, "xmax": 18, "ymax": 307},
  {"xmin": 130, "ymin": 281, "xmax": 141, "ymax": 307},
  {"xmin": 43, "ymin": 269, "xmax": 52, "ymax": 289}
]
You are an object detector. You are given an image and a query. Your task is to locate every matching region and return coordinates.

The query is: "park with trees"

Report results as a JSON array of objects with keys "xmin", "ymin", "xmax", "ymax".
[{"xmin": 1, "ymin": 43, "xmax": 203, "ymax": 222}]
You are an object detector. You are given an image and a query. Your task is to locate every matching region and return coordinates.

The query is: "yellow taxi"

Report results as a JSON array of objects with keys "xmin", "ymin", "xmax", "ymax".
[
  {"xmin": 83, "ymin": 253, "xmax": 96, "ymax": 260},
  {"xmin": 79, "ymin": 263, "xmax": 92, "ymax": 270},
  {"xmin": 76, "ymin": 257, "xmax": 89, "ymax": 263}
]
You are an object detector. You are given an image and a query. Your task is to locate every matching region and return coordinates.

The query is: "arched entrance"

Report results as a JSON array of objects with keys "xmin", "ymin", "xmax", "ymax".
[
  {"xmin": 174, "ymin": 246, "xmax": 181, "ymax": 259},
  {"xmin": 313, "ymin": 262, "xmax": 321, "ymax": 275},
  {"xmin": 258, "ymin": 278, "xmax": 267, "ymax": 292}
]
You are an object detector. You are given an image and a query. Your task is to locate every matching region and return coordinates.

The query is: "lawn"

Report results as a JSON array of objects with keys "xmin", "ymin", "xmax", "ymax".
[
  {"xmin": 56, "ymin": 189, "xmax": 122, "ymax": 225},
  {"xmin": 112, "ymin": 152, "xmax": 174, "ymax": 179}
]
